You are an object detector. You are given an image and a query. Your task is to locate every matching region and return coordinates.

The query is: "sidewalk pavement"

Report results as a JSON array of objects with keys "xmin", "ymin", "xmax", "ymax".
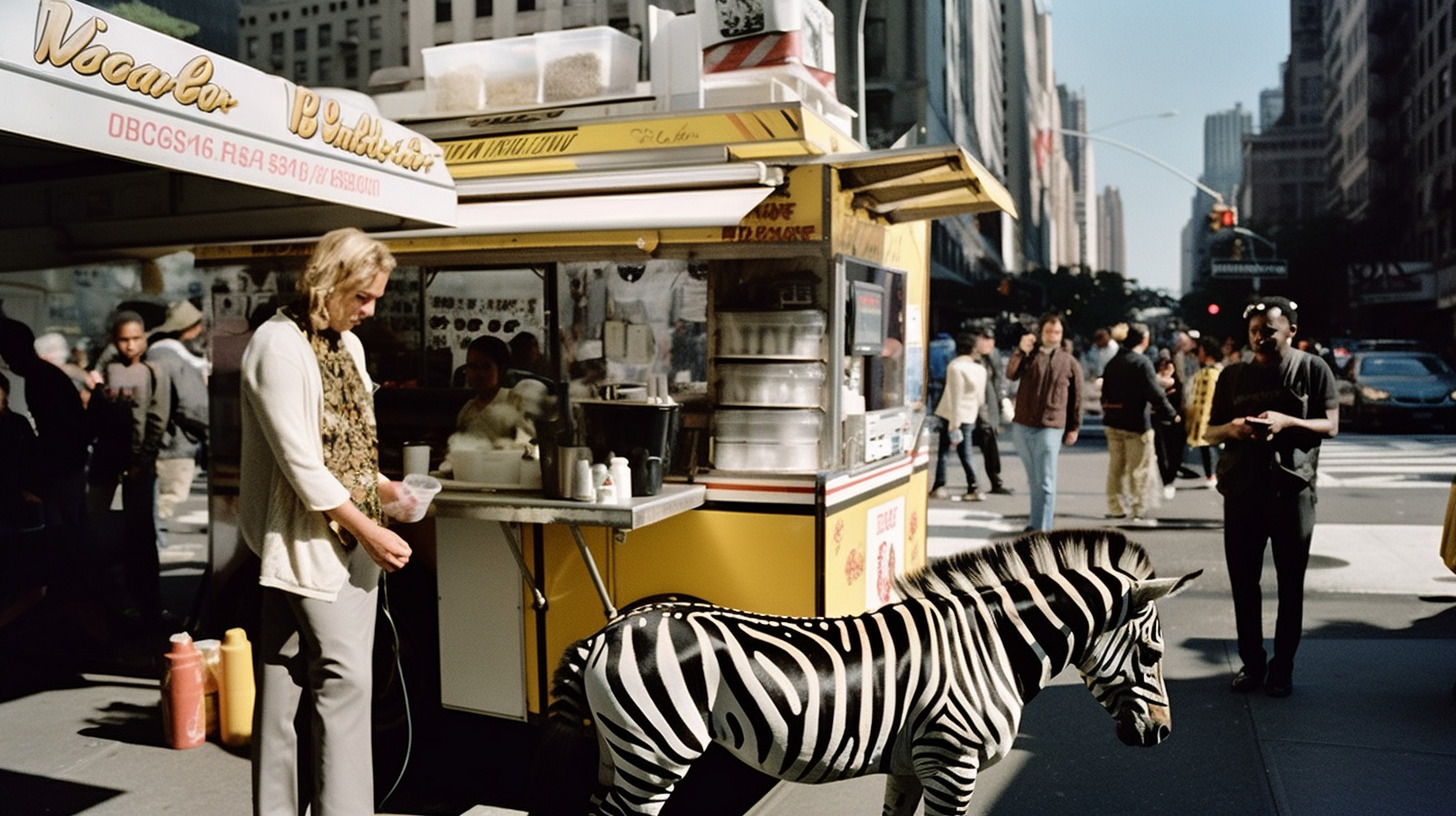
[{"xmin": 2, "ymin": 437, "xmax": 1454, "ymax": 815}]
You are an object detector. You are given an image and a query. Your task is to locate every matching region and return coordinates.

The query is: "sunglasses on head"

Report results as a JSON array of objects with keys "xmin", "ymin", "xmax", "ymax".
[{"xmin": 1242, "ymin": 300, "xmax": 1298, "ymax": 320}]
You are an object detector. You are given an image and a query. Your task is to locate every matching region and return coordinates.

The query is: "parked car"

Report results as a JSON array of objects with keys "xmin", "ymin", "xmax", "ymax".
[{"xmin": 1337, "ymin": 349, "xmax": 1456, "ymax": 431}]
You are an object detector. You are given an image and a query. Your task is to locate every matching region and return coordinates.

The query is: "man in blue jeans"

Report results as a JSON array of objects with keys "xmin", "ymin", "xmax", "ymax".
[{"xmin": 1006, "ymin": 313, "xmax": 1083, "ymax": 531}]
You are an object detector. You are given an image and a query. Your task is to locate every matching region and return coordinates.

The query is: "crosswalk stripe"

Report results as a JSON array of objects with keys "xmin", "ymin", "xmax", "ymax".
[{"xmin": 1317, "ymin": 436, "xmax": 1456, "ymax": 487}]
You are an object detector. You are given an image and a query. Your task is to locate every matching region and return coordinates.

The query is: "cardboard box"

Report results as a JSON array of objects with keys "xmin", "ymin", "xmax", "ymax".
[{"xmin": 695, "ymin": 0, "xmax": 835, "ymax": 74}]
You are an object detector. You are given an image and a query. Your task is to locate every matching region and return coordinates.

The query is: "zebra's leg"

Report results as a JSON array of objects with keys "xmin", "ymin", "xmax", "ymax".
[
  {"xmin": 594, "ymin": 727, "xmax": 707, "ymax": 816},
  {"xmin": 595, "ymin": 757, "xmax": 695, "ymax": 816},
  {"xmin": 882, "ymin": 774, "xmax": 924, "ymax": 816},
  {"xmin": 915, "ymin": 762, "xmax": 979, "ymax": 816}
]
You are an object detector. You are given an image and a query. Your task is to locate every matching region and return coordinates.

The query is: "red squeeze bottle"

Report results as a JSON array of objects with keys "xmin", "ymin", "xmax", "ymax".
[{"xmin": 162, "ymin": 633, "xmax": 206, "ymax": 749}]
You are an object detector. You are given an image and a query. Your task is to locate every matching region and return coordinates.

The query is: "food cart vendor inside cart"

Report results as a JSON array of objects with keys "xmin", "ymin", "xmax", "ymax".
[{"xmin": 451, "ymin": 334, "xmax": 554, "ymax": 458}]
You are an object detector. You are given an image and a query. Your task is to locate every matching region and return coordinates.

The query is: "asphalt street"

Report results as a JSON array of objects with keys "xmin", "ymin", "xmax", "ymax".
[{"xmin": 0, "ymin": 426, "xmax": 1453, "ymax": 815}]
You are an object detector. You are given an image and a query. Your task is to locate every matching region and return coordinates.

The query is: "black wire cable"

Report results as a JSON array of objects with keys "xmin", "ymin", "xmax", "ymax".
[{"xmin": 375, "ymin": 573, "xmax": 413, "ymax": 809}]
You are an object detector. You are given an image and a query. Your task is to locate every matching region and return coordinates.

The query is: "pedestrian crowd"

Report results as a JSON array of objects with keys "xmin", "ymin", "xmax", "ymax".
[
  {"xmin": 928, "ymin": 299, "xmax": 1340, "ymax": 698},
  {"xmin": 0, "ymin": 298, "xmax": 209, "ymax": 649}
]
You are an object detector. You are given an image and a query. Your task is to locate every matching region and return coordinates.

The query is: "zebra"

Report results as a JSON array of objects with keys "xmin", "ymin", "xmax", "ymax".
[{"xmin": 533, "ymin": 528, "xmax": 1201, "ymax": 816}]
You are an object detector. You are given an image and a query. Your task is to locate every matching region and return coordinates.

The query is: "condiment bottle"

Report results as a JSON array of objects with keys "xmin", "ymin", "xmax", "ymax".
[
  {"xmin": 572, "ymin": 458, "xmax": 595, "ymax": 502},
  {"xmin": 162, "ymin": 633, "xmax": 206, "ymax": 749},
  {"xmin": 609, "ymin": 456, "xmax": 632, "ymax": 504},
  {"xmin": 592, "ymin": 463, "xmax": 613, "ymax": 503},
  {"xmin": 194, "ymin": 638, "xmax": 222, "ymax": 741},
  {"xmin": 219, "ymin": 627, "xmax": 256, "ymax": 748}
]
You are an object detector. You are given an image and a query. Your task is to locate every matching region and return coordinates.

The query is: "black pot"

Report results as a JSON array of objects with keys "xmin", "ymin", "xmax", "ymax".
[{"xmin": 578, "ymin": 401, "xmax": 681, "ymax": 496}]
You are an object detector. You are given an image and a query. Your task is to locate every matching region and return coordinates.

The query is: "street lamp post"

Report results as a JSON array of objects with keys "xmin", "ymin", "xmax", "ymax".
[
  {"xmin": 1054, "ymin": 127, "xmax": 1225, "ymax": 205},
  {"xmin": 1089, "ymin": 109, "xmax": 1179, "ymax": 134}
]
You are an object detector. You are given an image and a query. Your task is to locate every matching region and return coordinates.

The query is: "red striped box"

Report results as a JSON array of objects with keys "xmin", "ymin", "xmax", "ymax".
[{"xmin": 702, "ymin": 30, "xmax": 835, "ymax": 89}]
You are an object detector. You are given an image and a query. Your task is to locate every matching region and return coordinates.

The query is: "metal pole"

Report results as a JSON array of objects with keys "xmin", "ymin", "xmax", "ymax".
[
  {"xmin": 1089, "ymin": 109, "xmax": 1178, "ymax": 134},
  {"xmin": 1054, "ymin": 127, "xmax": 1225, "ymax": 204},
  {"xmin": 857, "ymin": 0, "xmax": 869, "ymax": 144}
]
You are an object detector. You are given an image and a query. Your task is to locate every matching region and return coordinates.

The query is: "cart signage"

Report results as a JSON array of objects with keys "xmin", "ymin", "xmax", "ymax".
[
  {"xmin": 720, "ymin": 165, "xmax": 822, "ymax": 243},
  {"xmin": 3, "ymin": 0, "xmax": 455, "ymax": 225},
  {"xmin": 864, "ymin": 497, "xmax": 906, "ymax": 610},
  {"xmin": 442, "ymin": 107, "xmax": 840, "ymax": 178}
]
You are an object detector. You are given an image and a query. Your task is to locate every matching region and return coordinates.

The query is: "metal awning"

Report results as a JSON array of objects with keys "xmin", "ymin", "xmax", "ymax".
[
  {"xmin": 832, "ymin": 145, "xmax": 1018, "ymax": 223},
  {"xmin": 0, "ymin": 0, "xmax": 456, "ymax": 272}
]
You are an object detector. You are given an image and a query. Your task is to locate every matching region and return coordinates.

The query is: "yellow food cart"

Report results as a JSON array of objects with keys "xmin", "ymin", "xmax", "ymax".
[{"xmin": 196, "ymin": 98, "xmax": 1014, "ymax": 722}]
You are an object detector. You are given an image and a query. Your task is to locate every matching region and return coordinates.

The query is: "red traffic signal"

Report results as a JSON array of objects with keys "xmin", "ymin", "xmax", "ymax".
[
  {"xmin": 1207, "ymin": 303, "xmax": 1220, "ymax": 315},
  {"xmin": 1207, "ymin": 203, "xmax": 1236, "ymax": 232}
]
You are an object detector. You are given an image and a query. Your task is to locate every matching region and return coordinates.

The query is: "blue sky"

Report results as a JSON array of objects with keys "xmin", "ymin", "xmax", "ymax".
[{"xmin": 1050, "ymin": 1, "xmax": 1291, "ymax": 294}]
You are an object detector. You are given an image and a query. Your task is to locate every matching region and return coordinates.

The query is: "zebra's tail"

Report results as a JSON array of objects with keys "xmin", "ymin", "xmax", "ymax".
[
  {"xmin": 527, "ymin": 638, "xmax": 599, "ymax": 816},
  {"xmin": 547, "ymin": 637, "xmax": 595, "ymax": 727}
]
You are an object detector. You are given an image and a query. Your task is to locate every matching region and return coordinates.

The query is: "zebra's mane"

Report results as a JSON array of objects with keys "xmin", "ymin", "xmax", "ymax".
[{"xmin": 893, "ymin": 528, "xmax": 1155, "ymax": 599}]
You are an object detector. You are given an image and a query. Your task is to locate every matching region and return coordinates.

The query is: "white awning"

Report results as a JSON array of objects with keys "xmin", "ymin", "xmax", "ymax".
[{"xmin": 0, "ymin": 0, "xmax": 456, "ymax": 271}]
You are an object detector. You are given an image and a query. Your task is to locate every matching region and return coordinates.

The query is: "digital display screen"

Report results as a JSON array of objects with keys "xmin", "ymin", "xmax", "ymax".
[{"xmin": 849, "ymin": 281, "xmax": 885, "ymax": 355}]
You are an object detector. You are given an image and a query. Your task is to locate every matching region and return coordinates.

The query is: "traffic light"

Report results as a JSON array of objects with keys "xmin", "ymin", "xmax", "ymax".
[{"xmin": 1207, "ymin": 203, "xmax": 1236, "ymax": 232}]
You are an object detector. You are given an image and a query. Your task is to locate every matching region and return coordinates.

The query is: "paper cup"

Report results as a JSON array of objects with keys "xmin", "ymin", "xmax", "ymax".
[{"xmin": 403, "ymin": 444, "xmax": 431, "ymax": 476}]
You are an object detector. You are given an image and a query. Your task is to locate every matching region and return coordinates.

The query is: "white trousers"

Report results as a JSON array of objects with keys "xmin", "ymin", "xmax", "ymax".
[{"xmin": 253, "ymin": 547, "xmax": 379, "ymax": 816}]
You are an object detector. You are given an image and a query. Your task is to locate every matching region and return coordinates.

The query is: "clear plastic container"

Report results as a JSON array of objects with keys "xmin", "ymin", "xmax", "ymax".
[
  {"xmin": 713, "ymin": 439, "xmax": 819, "ymax": 472},
  {"xmin": 423, "ymin": 38, "xmax": 541, "ymax": 113},
  {"xmin": 717, "ymin": 362, "xmax": 824, "ymax": 406},
  {"xmin": 536, "ymin": 27, "xmax": 641, "ymax": 103},
  {"xmin": 713, "ymin": 409, "xmax": 822, "ymax": 443},
  {"xmin": 716, "ymin": 310, "xmax": 825, "ymax": 357}
]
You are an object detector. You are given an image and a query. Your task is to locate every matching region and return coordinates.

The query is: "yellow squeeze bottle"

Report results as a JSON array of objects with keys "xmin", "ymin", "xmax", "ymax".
[{"xmin": 219, "ymin": 627, "xmax": 256, "ymax": 748}]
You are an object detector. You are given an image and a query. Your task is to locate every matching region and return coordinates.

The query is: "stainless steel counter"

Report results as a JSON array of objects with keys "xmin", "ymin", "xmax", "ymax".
[
  {"xmin": 433, "ymin": 483, "xmax": 706, "ymax": 529},
  {"xmin": 431, "ymin": 483, "xmax": 707, "ymax": 618}
]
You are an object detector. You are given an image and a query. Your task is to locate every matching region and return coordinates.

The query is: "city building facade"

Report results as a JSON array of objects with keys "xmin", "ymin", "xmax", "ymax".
[
  {"xmin": 238, "ymin": 0, "xmax": 409, "ymax": 92},
  {"xmin": 1098, "ymin": 185, "xmax": 1125, "ymax": 276},
  {"xmin": 1180, "ymin": 104, "xmax": 1250, "ymax": 291},
  {"xmin": 1059, "ymin": 85, "xmax": 1099, "ymax": 272}
]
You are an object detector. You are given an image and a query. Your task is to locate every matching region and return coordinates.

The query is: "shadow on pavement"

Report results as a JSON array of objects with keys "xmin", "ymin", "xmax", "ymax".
[{"xmin": 0, "ymin": 768, "xmax": 123, "ymax": 816}]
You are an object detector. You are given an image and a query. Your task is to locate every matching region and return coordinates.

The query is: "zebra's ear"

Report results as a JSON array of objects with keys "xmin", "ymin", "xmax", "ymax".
[{"xmin": 1131, "ymin": 569, "xmax": 1204, "ymax": 608}]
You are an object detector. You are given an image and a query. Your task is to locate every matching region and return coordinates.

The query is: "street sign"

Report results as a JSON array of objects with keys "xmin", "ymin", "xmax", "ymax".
[{"xmin": 1211, "ymin": 259, "xmax": 1288, "ymax": 278}]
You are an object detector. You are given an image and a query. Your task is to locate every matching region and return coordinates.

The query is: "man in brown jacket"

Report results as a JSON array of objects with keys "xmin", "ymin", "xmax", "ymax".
[{"xmin": 1006, "ymin": 313, "xmax": 1083, "ymax": 531}]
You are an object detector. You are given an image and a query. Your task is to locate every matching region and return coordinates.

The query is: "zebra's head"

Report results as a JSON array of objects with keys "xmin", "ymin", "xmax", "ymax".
[{"xmin": 1079, "ymin": 570, "xmax": 1202, "ymax": 748}]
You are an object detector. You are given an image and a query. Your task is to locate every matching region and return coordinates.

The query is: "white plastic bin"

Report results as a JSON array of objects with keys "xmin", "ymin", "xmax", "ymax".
[
  {"xmin": 717, "ymin": 362, "xmax": 824, "ymax": 406},
  {"xmin": 712, "ymin": 439, "xmax": 819, "ymax": 472},
  {"xmin": 536, "ymin": 27, "xmax": 640, "ymax": 103},
  {"xmin": 716, "ymin": 310, "xmax": 826, "ymax": 357},
  {"xmin": 713, "ymin": 408, "xmax": 822, "ymax": 443},
  {"xmin": 423, "ymin": 38, "xmax": 541, "ymax": 113}
]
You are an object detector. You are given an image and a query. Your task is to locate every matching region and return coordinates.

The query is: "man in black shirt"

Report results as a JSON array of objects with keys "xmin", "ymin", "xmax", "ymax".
[{"xmin": 1206, "ymin": 297, "xmax": 1339, "ymax": 698}]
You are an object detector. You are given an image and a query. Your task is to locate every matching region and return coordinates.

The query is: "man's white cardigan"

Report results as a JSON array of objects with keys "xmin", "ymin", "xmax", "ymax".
[{"xmin": 240, "ymin": 312, "xmax": 378, "ymax": 601}]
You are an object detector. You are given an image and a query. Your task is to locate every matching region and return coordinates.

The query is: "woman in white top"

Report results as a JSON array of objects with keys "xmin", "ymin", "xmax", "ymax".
[
  {"xmin": 240, "ymin": 227, "xmax": 413, "ymax": 815},
  {"xmin": 932, "ymin": 333, "xmax": 988, "ymax": 501}
]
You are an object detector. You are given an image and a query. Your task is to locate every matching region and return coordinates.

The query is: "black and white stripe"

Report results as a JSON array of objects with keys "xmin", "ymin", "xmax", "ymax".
[{"xmin": 540, "ymin": 529, "xmax": 1200, "ymax": 816}]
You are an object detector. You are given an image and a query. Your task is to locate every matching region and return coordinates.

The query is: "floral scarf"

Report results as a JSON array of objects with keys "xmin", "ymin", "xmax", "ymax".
[{"xmin": 287, "ymin": 306, "xmax": 382, "ymax": 545}]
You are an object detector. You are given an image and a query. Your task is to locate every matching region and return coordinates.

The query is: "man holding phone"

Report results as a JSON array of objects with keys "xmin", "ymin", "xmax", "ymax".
[{"xmin": 1205, "ymin": 297, "xmax": 1339, "ymax": 698}]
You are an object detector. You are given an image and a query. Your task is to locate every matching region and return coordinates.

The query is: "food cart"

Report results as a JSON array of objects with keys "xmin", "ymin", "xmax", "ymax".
[{"xmin": 194, "ymin": 93, "xmax": 1015, "ymax": 721}]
